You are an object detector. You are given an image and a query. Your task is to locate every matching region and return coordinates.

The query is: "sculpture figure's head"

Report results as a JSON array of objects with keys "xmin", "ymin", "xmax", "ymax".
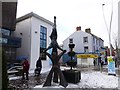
[{"xmin": 50, "ymin": 16, "xmax": 57, "ymax": 40}]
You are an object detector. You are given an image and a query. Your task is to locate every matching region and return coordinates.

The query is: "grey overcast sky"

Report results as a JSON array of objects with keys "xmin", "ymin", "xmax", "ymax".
[{"xmin": 17, "ymin": 0, "xmax": 119, "ymax": 47}]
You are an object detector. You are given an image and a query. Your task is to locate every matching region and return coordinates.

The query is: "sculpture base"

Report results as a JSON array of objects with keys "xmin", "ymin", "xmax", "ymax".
[{"xmin": 62, "ymin": 70, "xmax": 81, "ymax": 84}]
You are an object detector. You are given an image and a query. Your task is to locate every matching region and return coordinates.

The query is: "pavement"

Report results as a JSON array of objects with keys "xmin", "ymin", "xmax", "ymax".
[
  {"xmin": 8, "ymin": 73, "xmax": 48, "ymax": 89},
  {"xmin": 76, "ymin": 65, "xmax": 120, "ymax": 75},
  {"xmin": 8, "ymin": 65, "xmax": 120, "ymax": 89}
]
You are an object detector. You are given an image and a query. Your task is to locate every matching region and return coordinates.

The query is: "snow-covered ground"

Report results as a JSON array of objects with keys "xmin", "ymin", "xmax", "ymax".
[
  {"xmin": 9, "ymin": 66, "xmax": 51, "ymax": 80},
  {"xmin": 78, "ymin": 71, "xmax": 118, "ymax": 88},
  {"xmin": 34, "ymin": 70, "xmax": 118, "ymax": 89},
  {"xmin": 9, "ymin": 66, "xmax": 119, "ymax": 89}
]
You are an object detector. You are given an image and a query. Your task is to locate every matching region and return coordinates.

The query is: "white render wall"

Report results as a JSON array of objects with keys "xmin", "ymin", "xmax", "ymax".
[
  {"xmin": 15, "ymin": 16, "xmax": 53, "ymax": 71},
  {"xmin": 30, "ymin": 17, "xmax": 52, "ymax": 70},
  {"xmin": 63, "ymin": 30, "xmax": 104, "ymax": 66},
  {"xmin": 63, "ymin": 30, "xmax": 93, "ymax": 53},
  {"xmin": 77, "ymin": 58, "xmax": 94, "ymax": 66},
  {"xmin": 15, "ymin": 18, "xmax": 31, "ymax": 60}
]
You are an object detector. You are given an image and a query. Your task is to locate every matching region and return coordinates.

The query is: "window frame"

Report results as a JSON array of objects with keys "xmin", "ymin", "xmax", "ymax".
[
  {"xmin": 40, "ymin": 25, "xmax": 47, "ymax": 60},
  {"xmin": 69, "ymin": 38, "xmax": 73, "ymax": 44},
  {"xmin": 84, "ymin": 46, "xmax": 89, "ymax": 53},
  {"xmin": 83, "ymin": 37, "xmax": 88, "ymax": 43}
]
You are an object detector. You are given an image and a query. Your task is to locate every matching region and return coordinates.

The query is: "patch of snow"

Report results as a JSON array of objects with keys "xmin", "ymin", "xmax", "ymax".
[
  {"xmin": 34, "ymin": 70, "xmax": 118, "ymax": 88},
  {"xmin": 78, "ymin": 71, "xmax": 118, "ymax": 88},
  {"xmin": 9, "ymin": 76, "xmax": 22, "ymax": 80},
  {"xmin": 34, "ymin": 83, "xmax": 65, "ymax": 88},
  {"xmin": 9, "ymin": 66, "xmax": 51, "ymax": 80}
]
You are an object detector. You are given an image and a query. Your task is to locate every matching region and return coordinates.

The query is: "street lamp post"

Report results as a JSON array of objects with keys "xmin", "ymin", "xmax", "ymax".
[
  {"xmin": 102, "ymin": 1, "xmax": 113, "ymax": 56},
  {"xmin": 102, "ymin": 1, "xmax": 117, "ymax": 76}
]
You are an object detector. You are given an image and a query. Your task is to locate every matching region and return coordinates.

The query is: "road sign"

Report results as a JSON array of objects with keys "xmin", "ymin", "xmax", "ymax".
[{"xmin": 107, "ymin": 56, "xmax": 116, "ymax": 75}]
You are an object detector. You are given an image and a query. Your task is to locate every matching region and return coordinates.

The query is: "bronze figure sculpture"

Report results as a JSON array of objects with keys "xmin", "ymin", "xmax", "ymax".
[{"xmin": 43, "ymin": 16, "xmax": 68, "ymax": 88}]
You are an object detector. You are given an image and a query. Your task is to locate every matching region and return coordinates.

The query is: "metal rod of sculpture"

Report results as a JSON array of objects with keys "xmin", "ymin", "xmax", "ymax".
[{"xmin": 43, "ymin": 16, "xmax": 68, "ymax": 88}]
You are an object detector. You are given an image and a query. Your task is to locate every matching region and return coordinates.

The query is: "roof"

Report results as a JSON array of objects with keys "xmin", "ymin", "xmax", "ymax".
[
  {"xmin": 63, "ymin": 30, "xmax": 104, "ymax": 42},
  {"xmin": 16, "ymin": 12, "xmax": 54, "ymax": 26},
  {"xmin": 90, "ymin": 33, "xmax": 104, "ymax": 41},
  {"xmin": 63, "ymin": 30, "xmax": 90, "ymax": 42}
]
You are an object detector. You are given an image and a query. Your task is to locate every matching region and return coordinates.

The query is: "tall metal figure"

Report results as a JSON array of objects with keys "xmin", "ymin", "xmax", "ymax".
[{"xmin": 43, "ymin": 16, "xmax": 68, "ymax": 88}]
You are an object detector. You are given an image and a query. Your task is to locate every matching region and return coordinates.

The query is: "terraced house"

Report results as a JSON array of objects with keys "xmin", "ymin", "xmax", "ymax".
[{"xmin": 63, "ymin": 26, "xmax": 105, "ymax": 66}]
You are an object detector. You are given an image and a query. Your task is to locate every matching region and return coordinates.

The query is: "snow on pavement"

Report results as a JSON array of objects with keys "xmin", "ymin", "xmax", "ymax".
[
  {"xmin": 78, "ymin": 70, "xmax": 118, "ymax": 88},
  {"xmin": 34, "ymin": 70, "xmax": 118, "ymax": 88},
  {"xmin": 9, "ymin": 66, "xmax": 51, "ymax": 80}
]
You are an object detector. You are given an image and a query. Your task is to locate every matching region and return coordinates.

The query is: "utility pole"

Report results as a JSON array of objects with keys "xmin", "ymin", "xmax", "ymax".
[
  {"xmin": 102, "ymin": 0, "xmax": 113, "ymax": 56},
  {"xmin": 102, "ymin": 1, "xmax": 116, "ymax": 76}
]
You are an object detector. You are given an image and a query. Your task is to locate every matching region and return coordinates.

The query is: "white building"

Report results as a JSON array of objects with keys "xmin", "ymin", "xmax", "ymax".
[
  {"xmin": 14, "ymin": 12, "xmax": 54, "ymax": 71},
  {"xmin": 63, "ymin": 26, "xmax": 104, "ymax": 66}
]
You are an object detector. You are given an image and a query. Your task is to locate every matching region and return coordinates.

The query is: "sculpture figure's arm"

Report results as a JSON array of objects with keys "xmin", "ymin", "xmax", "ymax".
[
  {"xmin": 56, "ymin": 44, "xmax": 64, "ymax": 51},
  {"xmin": 58, "ymin": 50, "xmax": 66, "ymax": 60},
  {"xmin": 44, "ymin": 44, "xmax": 52, "ymax": 52},
  {"xmin": 46, "ymin": 52, "xmax": 52, "ymax": 60}
]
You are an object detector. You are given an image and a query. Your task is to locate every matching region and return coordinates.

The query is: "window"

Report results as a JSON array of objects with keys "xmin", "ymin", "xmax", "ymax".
[
  {"xmin": 81, "ymin": 58, "xmax": 87, "ymax": 63},
  {"xmin": 83, "ymin": 37, "xmax": 88, "ymax": 43},
  {"xmin": 2, "ymin": 38, "xmax": 8, "ymax": 43},
  {"xmin": 69, "ymin": 38, "xmax": 73, "ymax": 43},
  {"xmin": 96, "ymin": 39, "xmax": 97, "ymax": 45},
  {"xmin": 0, "ymin": 37, "xmax": 8, "ymax": 44},
  {"xmin": 40, "ymin": 26, "xmax": 47, "ymax": 60},
  {"xmin": 93, "ymin": 46, "xmax": 95, "ymax": 52},
  {"xmin": 84, "ymin": 46, "xmax": 89, "ymax": 53},
  {"xmin": 93, "ymin": 37, "xmax": 95, "ymax": 44},
  {"xmin": 1, "ymin": 29, "xmax": 10, "ymax": 36},
  {"xmin": 0, "ymin": 38, "xmax": 2, "ymax": 44},
  {"xmin": 4, "ymin": 48, "xmax": 16, "ymax": 64}
]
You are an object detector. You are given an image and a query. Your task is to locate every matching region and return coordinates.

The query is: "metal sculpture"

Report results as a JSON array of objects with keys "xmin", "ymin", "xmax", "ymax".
[{"xmin": 43, "ymin": 16, "xmax": 68, "ymax": 88}]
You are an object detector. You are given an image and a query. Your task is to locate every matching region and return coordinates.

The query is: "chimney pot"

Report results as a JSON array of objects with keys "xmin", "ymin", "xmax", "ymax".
[
  {"xmin": 76, "ymin": 26, "xmax": 81, "ymax": 31},
  {"xmin": 85, "ymin": 28, "xmax": 91, "ymax": 33}
]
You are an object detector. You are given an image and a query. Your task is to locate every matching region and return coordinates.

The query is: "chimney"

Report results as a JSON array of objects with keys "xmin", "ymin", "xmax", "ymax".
[
  {"xmin": 76, "ymin": 26, "xmax": 81, "ymax": 31},
  {"xmin": 85, "ymin": 28, "xmax": 91, "ymax": 33}
]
